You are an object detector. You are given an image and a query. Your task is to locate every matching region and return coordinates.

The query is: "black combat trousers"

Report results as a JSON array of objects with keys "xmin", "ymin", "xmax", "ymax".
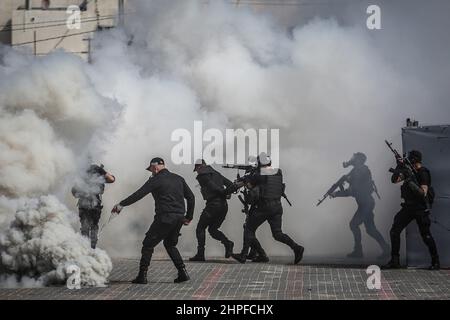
[
  {"xmin": 79, "ymin": 208, "xmax": 102, "ymax": 249},
  {"xmin": 196, "ymin": 199, "xmax": 231, "ymax": 249},
  {"xmin": 140, "ymin": 213, "xmax": 185, "ymax": 271},
  {"xmin": 241, "ymin": 200, "xmax": 298, "ymax": 256},
  {"xmin": 244, "ymin": 208, "xmax": 267, "ymax": 257},
  {"xmin": 390, "ymin": 205, "xmax": 438, "ymax": 258}
]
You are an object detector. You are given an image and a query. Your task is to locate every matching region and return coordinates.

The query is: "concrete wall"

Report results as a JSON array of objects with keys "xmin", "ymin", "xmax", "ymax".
[
  {"xmin": 0, "ymin": 0, "xmax": 26, "ymax": 45},
  {"xmin": 3, "ymin": 0, "xmax": 123, "ymax": 60}
]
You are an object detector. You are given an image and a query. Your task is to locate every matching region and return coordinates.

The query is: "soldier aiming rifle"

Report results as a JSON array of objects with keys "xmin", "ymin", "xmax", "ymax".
[
  {"xmin": 223, "ymin": 161, "xmax": 269, "ymax": 262},
  {"xmin": 318, "ymin": 153, "xmax": 389, "ymax": 258}
]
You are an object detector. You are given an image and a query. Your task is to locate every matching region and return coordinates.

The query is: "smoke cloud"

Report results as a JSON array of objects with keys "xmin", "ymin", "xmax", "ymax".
[{"xmin": 0, "ymin": 51, "xmax": 115, "ymax": 287}]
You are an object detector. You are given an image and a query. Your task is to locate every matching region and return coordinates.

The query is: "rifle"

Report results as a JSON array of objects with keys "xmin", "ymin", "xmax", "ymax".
[
  {"xmin": 222, "ymin": 164, "xmax": 258, "ymax": 192},
  {"xmin": 385, "ymin": 140, "xmax": 417, "ymax": 178},
  {"xmin": 222, "ymin": 164, "xmax": 256, "ymax": 173},
  {"xmin": 372, "ymin": 180, "xmax": 381, "ymax": 200},
  {"xmin": 385, "ymin": 140, "xmax": 432, "ymax": 209},
  {"xmin": 238, "ymin": 194, "xmax": 249, "ymax": 214},
  {"xmin": 282, "ymin": 193, "xmax": 292, "ymax": 206},
  {"xmin": 316, "ymin": 174, "xmax": 348, "ymax": 206}
]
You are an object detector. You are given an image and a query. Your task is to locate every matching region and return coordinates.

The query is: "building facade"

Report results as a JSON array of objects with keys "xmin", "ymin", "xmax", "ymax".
[{"xmin": 1, "ymin": 0, "xmax": 125, "ymax": 60}]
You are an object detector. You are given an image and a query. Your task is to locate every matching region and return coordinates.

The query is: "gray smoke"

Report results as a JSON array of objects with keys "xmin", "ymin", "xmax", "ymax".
[{"xmin": 94, "ymin": 0, "xmax": 449, "ymax": 261}]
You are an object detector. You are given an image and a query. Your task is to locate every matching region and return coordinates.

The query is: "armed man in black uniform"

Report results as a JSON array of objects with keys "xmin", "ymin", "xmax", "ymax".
[
  {"xmin": 383, "ymin": 150, "xmax": 440, "ymax": 270},
  {"xmin": 231, "ymin": 153, "xmax": 304, "ymax": 264},
  {"xmin": 112, "ymin": 157, "xmax": 195, "ymax": 284},
  {"xmin": 72, "ymin": 164, "xmax": 115, "ymax": 249},
  {"xmin": 330, "ymin": 152, "xmax": 390, "ymax": 259},
  {"xmin": 189, "ymin": 159, "xmax": 235, "ymax": 261}
]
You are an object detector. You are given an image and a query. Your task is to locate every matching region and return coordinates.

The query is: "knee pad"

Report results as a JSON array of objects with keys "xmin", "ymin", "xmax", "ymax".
[
  {"xmin": 208, "ymin": 227, "xmax": 219, "ymax": 236},
  {"xmin": 163, "ymin": 239, "xmax": 177, "ymax": 249},
  {"xmin": 142, "ymin": 235, "xmax": 158, "ymax": 248},
  {"xmin": 272, "ymin": 231, "xmax": 284, "ymax": 241},
  {"xmin": 141, "ymin": 246, "xmax": 154, "ymax": 256},
  {"xmin": 390, "ymin": 228, "xmax": 399, "ymax": 238}
]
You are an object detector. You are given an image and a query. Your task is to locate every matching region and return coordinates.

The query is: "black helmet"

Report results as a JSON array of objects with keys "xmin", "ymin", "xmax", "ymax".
[
  {"xmin": 193, "ymin": 159, "xmax": 206, "ymax": 172},
  {"xmin": 408, "ymin": 150, "xmax": 422, "ymax": 163},
  {"xmin": 257, "ymin": 152, "xmax": 271, "ymax": 166}
]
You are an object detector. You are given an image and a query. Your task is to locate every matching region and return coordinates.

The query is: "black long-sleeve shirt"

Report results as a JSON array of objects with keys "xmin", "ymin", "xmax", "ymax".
[
  {"xmin": 120, "ymin": 169, "xmax": 195, "ymax": 220},
  {"xmin": 196, "ymin": 165, "xmax": 234, "ymax": 202}
]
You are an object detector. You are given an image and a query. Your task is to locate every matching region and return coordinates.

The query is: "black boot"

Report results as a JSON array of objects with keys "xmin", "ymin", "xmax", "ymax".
[
  {"xmin": 252, "ymin": 254, "xmax": 269, "ymax": 263},
  {"xmin": 382, "ymin": 256, "xmax": 401, "ymax": 269},
  {"xmin": 174, "ymin": 267, "xmax": 190, "ymax": 283},
  {"xmin": 347, "ymin": 248, "xmax": 363, "ymax": 258},
  {"xmin": 189, "ymin": 247, "xmax": 205, "ymax": 262},
  {"xmin": 429, "ymin": 256, "xmax": 440, "ymax": 270},
  {"xmin": 294, "ymin": 245, "xmax": 304, "ymax": 265},
  {"xmin": 377, "ymin": 245, "xmax": 390, "ymax": 260},
  {"xmin": 247, "ymin": 248, "xmax": 257, "ymax": 261},
  {"xmin": 231, "ymin": 253, "xmax": 246, "ymax": 264},
  {"xmin": 131, "ymin": 267, "xmax": 148, "ymax": 284},
  {"xmin": 224, "ymin": 240, "xmax": 234, "ymax": 258}
]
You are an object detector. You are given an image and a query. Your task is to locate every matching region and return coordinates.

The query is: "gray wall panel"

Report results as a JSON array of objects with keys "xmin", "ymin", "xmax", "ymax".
[{"xmin": 402, "ymin": 125, "xmax": 450, "ymax": 267}]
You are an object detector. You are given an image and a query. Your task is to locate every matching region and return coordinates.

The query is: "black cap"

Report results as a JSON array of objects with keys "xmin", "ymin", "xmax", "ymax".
[
  {"xmin": 146, "ymin": 157, "xmax": 165, "ymax": 170},
  {"xmin": 193, "ymin": 159, "xmax": 206, "ymax": 172}
]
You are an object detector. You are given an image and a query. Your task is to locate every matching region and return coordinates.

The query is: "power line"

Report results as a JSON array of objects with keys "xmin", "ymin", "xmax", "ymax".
[
  {"xmin": 0, "ymin": 0, "xmax": 133, "ymax": 31},
  {"xmin": 12, "ymin": 29, "xmax": 98, "ymax": 47},
  {"xmin": 0, "ymin": 0, "xmax": 94, "ymax": 30},
  {"xmin": 0, "ymin": 15, "xmax": 118, "ymax": 33},
  {"xmin": 228, "ymin": 0, "xmax": 345, "ymax": 6}
]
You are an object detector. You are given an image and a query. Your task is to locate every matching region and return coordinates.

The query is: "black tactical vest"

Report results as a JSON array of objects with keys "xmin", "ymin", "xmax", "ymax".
[
  {"xmin": 400, "ymin": 167, "xmax": 431, "ymax": 208},
  {"xmin": 259, "ymin": 169, "xmax": 283, "ymax": 200}
]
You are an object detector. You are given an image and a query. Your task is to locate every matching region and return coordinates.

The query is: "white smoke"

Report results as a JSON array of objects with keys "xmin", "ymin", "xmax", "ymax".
[
  {"xmin": 0, "ymin": 51, "xmax": 115, "ymax": 287},
  {"xmin": 0, "ymin": 196, "xmax": 112, "ymax": 287}
]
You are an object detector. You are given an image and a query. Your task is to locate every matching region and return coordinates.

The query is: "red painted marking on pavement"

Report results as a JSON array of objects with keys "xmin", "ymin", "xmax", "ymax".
[
  {"xmin": 378, "ymin": 273, "xmax": 397, "ymax": 300},
  {"xmin": 192, "ymin": 265, "xmax": 226, "ymax": 300}
]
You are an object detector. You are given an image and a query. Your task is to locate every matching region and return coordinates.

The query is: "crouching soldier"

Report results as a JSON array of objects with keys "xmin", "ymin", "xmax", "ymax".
[{"xmin": 190, "ymin": 159, "xmax": 234, "ymax": 261}]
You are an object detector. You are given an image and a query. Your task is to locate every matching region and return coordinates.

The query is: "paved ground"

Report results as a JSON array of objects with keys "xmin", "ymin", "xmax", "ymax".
[{"xmin": 0, "ymin": 258, "xmax": 449, "ymax": 300}]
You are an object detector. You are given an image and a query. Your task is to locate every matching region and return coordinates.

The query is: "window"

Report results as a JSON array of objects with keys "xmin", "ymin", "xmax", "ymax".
[{"xmin": 42, "ymin": 0, "xmax": 50, "ymax": 10}]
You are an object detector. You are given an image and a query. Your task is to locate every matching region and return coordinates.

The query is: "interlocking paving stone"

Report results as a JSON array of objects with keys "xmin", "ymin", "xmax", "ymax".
[{"xmin": 0, "ymin": 258, "xmax": 449, "ymax": 300}]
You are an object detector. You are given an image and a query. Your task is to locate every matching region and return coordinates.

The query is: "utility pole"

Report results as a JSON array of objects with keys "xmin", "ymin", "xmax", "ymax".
[
  {"xmin": 118, "ymin": 0, "xmax": 125, "ymax": 27},
  {"xmin": 33, "ymin": 30, "xmax": 37, "ymax": 56}
]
